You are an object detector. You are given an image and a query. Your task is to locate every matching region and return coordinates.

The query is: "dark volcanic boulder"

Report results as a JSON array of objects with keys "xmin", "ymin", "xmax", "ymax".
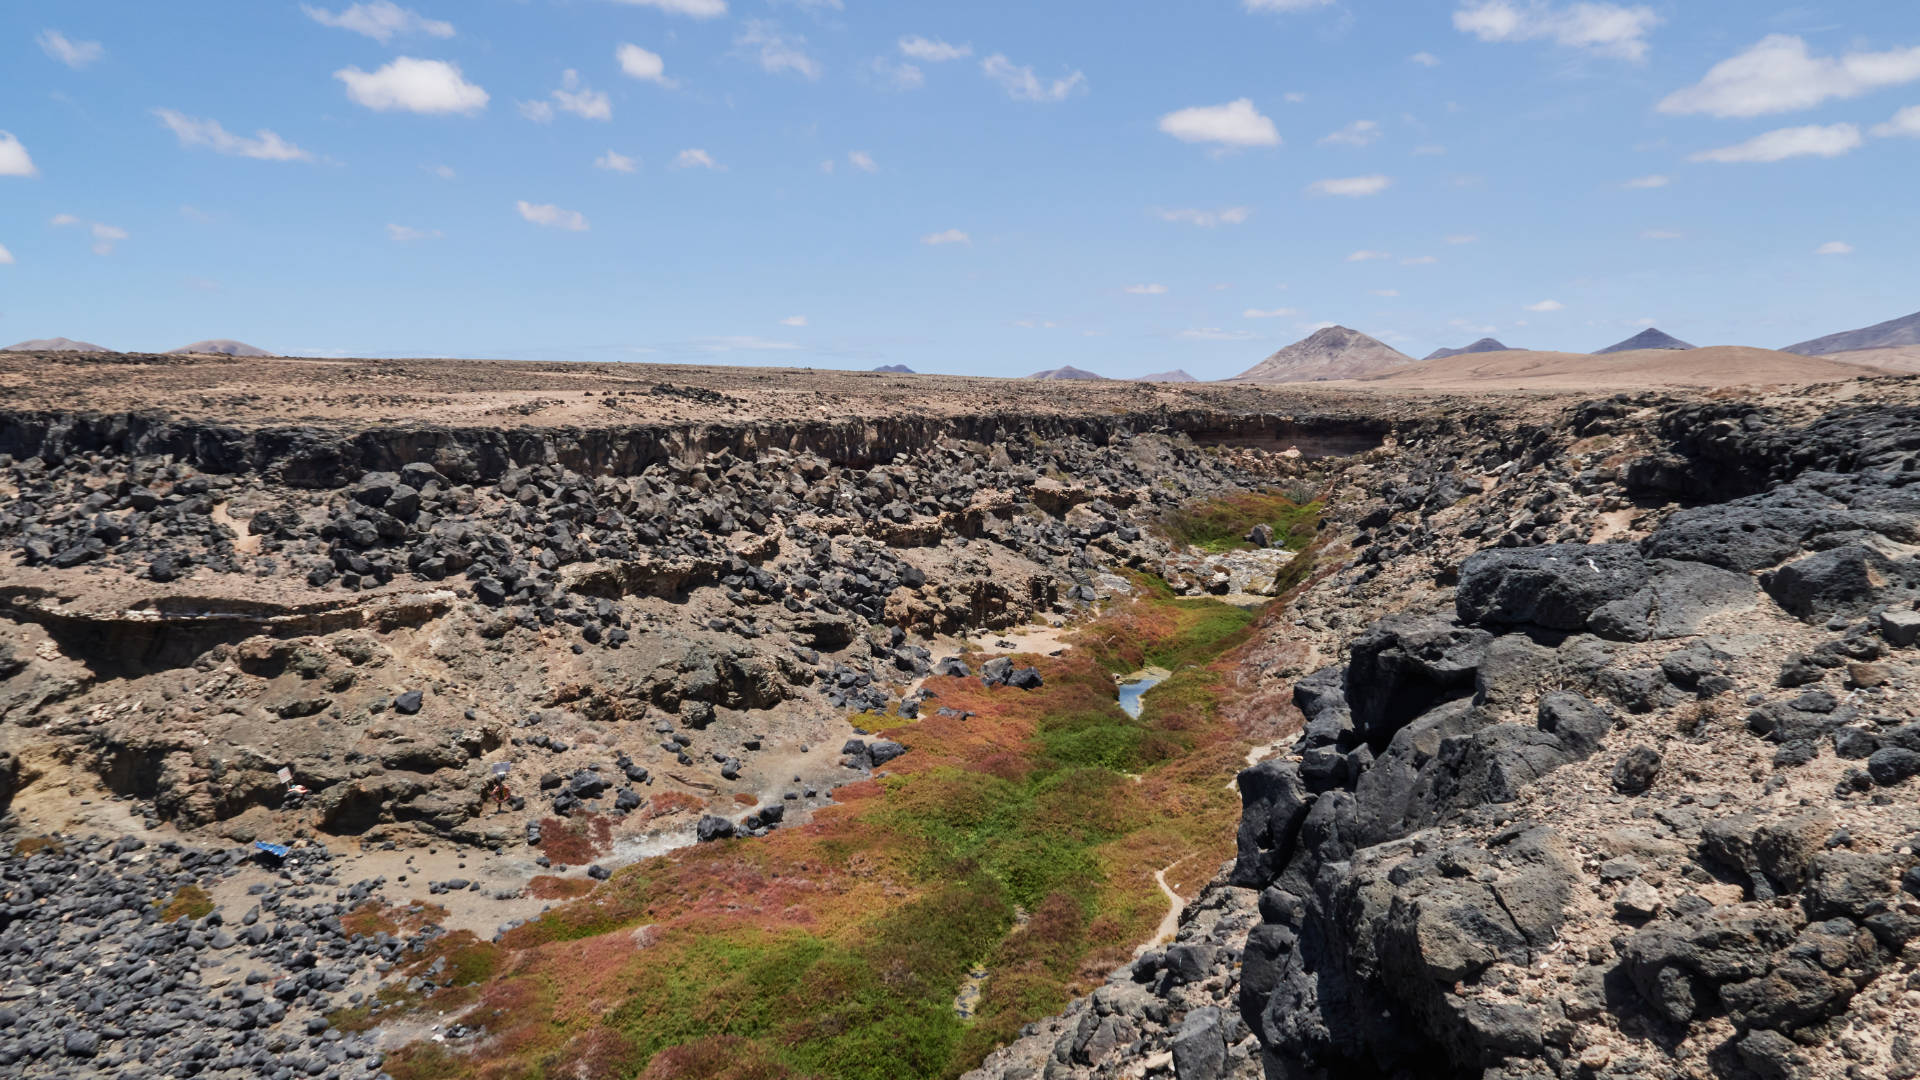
[
  {"xmin": 1763, "ymin": 543, "xmax": 1914, "ymax": 623},
  {"xmin": 1459, "ymin": 544, "xmax": 1752, "ymax": 641},
  {"xmin": 1345, "ymin": 614, "xmax": 1491, "ymax": 749},
  {"xmin": 1232, "ymin": 760, "xmax": 1313, "ymax": 887},
  {"xmin": 1457, "ymin": 544, "xmax": 1649, "ymax": 631}
]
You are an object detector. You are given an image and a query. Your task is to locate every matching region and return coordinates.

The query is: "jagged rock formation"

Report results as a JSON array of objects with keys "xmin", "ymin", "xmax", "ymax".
[
  {"xmin": 1423, "ymin": 337, "xmax": 1514, "ymax": 362},
  {"xmin": 1026, "ymin": 365, "xmax": 1109, "ymax": 380},
  {"xmin": 167, "ymin": 340, "xmax": 273, "ymax": 357},
  {"xmin": 974, "ymin": 382, "xmax": 1920, "ymax": 1080},
  {"xmin": 3, "ymin": 337, "xmax": 110, "ymax": 353},
  {"xmin": 1597, "ymin": 328, "xmax": 1694, "ymax": 354},
  {"xmin": 1784, "ymin": 309, "xmax": 1920, "ymax": 356},
  {"xmin": 1229, "ymin": 327, "xmax": 1415, "ymax": 384}
]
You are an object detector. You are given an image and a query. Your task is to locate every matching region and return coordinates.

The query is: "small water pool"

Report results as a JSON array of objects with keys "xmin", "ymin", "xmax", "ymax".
[{"xmin": 1117, "ymin": 668, "xmax": 1169, "ymax": 719}]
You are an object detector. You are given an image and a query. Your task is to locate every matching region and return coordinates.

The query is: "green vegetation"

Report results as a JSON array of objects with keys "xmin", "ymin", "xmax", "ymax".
[
  {"xmin": 158, "ymin": 884, "xmax": 214, "ymax": 922},
  {"xmin": 377, "ymin": 576, "xmax": 1266, "ymax": 1080},
  {"xmin": 1158, "ymin": 490, "xmax": 1322, "ymax": 554}
]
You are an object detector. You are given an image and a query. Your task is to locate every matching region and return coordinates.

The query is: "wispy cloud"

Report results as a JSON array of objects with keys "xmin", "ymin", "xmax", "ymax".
[
  {"xmin": 673, "ymin": 148, "xmax": 722, "ymax": 170},
  {"xmin": 899, "ymin": 35, "xmax": 970, "ymax": 62},
  {"xmin": 521, "ymin": 69, "xmax": 611, "ymax": 122},
  {"xmin": 1154, "ymin": 207, "xmax": 1251, "ymax": 228},
  {"xmin": 387, "ymin": 224, "xmax": 442, "ymax": 242},
  {"xmin": 982, "ymin": 54, "xmax": 1087, "ymax": 102},
  {"xmin": 153, "ymin": 109, "xmax": 314, "ymax": 162},
  {"xmin": 1124, "ymin": 283, "xmax": 1168, "ymax": 295},
  {"xmin": 1243, "ymin": 307, "xmax": 1300, "ymax": 318},
  {"xmin": 516, "ymin": 201, "xmax": 588, "ymax": 231},
  {"xmin": 52, "ymin": 214, "xmax": 127, "ymax": 255},
  {"xmin": 922, "ymin": 228, "xmax": 971, "ymax": 246},
  {"xmin": 1659, "ymin": 34, "xmax": 1920, "ymax": 118},
  {"xmin": 1453, "ymin": 1, "xmax": 1660, "ymax": 62},
  {"xmin": 1525, "ymin": 299, "xmax": 1564, "ymax": 312},
  {"xmin": 1623, "ymin": 174, "xmax": 1669, "ymax": 188},
  {"xmin": 610, "ymin": 0, "xmax": 726, "ymax": 16},
  {"xmin": 848, "ymin": 150, "xmax": 877, "ymax": 173},
  {"xmin": 302, "ymin": 2, "xmax": 452, "ymax": 43},
  {"xmin": 596, "ymin": 150, "xmax": 638, "ymax": 173},
  {"xmin": 1346, "ymin": 250, "xmax": 1392, "ymax": 262},
  {"xmin": 1689, "ymin": 122, "xmax": 1861, "ymax": 163},
  {"xmin": 1310, "ymin": 174, "xmax": 1392, "ymax": 197},
  {"xmin": 38, "ymin": 29, "xmax": 104, "ymax": 68},
  {"xmin": 1816, "ymin": 240, "xmax": 1854, "ymax": 255},
  {"xmin": 736, "ymin": 21, "xmax": 821, "ymax": 80},
  {"xmin": 1410, "ymin": 51, "xmax": 1441, "ymax": 67},
  {"xmin": 1320, "ymin": 120, "xmax": 1381, "ymax": 147},
  {"xmin": 780, "ymin": 315, "xmax": 809, "ymax": 327},
  {"xmin": 1872, "ymin": 105, "xmax": 1920, "ymax": 138}
]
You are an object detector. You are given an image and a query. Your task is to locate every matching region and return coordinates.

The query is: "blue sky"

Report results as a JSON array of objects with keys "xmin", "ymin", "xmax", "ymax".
[{"xmin": 3, "ymin": 1, "xmax": 1918, "ymax": 378}]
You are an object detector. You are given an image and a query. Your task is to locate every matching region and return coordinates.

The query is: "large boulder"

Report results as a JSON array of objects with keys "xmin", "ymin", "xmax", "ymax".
[
  {"xmin": 1458, "ymin": 545, "xmax": 1751, "ymax": 641},
  {"xmin": 1763, "ymin": 543, "xmax": 1917, "ymax": 623},
  {"xmin": 1345, "ymin": 614, "xmax": 1492, "ymax": 749}
]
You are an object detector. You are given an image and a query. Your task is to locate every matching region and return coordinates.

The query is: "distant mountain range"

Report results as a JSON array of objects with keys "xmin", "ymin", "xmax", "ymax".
[
  {"xmin": 3, "ymin": 337, "xmax": 111, "ymax": 353},
  {"xmin": 1025, "ymin": 365, "xmax": 1108, "ymax": 380},
  {"xmin": 1784, "ymin": 309, "xmax": 1920, "ymax": 356},
  {"xmin": 168, "ymin": 339, "xmax": 272, "ymax": 357},
  {"xmin": 1134, "ymin": 369, "xmax": 1197, "ymax": 383},
  {"xmin": 1596, "ymin": 328, "xmax": 1693, "ymax": 354},
  {"xmin": 1227, "ymin": 326, "xmax": 1415, "ymax": 383},
  {"xmin": 1422, "ymin": 337, "xmax": 1514, "ymax": 362},
  {"xmin": 871, "ymin": 363, "xmax": 915, "ymax": 374}
]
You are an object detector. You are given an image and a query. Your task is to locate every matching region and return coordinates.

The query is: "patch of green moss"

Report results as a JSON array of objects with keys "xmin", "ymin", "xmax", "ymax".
[{"xmin": 1158, "ymin": 491, "xmax": 1322, "ymax": 554}]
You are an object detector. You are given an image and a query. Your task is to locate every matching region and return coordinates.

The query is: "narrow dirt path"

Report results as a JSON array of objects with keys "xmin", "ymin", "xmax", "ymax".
[{"xmin": 1140, "ymin": 858, "xmax": 1189, "ymax": 953}]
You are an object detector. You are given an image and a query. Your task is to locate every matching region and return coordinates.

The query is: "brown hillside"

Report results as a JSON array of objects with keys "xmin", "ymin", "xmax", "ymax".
[{"xmin": 1343, "ymin": 345, "xmax": 1888, "ymax": 391}]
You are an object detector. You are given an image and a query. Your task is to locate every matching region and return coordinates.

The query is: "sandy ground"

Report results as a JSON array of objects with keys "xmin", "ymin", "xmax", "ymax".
[{"xmin": 1337, "ymin": 345, "xmax": 1889, "ymax": 391}]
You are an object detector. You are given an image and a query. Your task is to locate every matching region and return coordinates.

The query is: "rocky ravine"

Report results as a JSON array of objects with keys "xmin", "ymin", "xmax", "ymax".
[{"xmin": 969, "ymin": 381, "xmax": 1920, "ymax": 1080}]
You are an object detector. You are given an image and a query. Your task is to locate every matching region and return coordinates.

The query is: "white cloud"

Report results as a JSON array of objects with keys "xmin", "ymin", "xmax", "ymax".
[
  {"xmin": 900, "ymin": 35, "xmax": 970, "ymax": 62},
  {"xmin": 1624, "ymin": 174, "xmax": 1669, "ymax": 189},
  {"xmin": 1410, "ymin": 51, "xmax": 1441, "ymax": 67},
  {"xmin": 1872, "ymin": 105, "xmax": 1920, "ymax": 138},
  {"xmin": 1159, "ymin": 99, "xmax": 1279, "ymax": 147},
  {"xmin": 1346, "ymin": 250, "xmax": 1392, "ymax": 262},
  {"xmin": 56, "ymin": 216, "xmax": 128, "ymax": 255},
  {"xmin": 1310, "ymin": 174, "xmax": 1392, "ymax": 197},
  {"xmin": 868, "ymin": 57, "xmax": 924, "ymax": 90},
  {"xmin": 1401, "ymin": 255, "xmax": 1438, "ymax": 265},
  {"xmin": 90, "ymin": 224, "xmax": 127, "ymax": 256},
  {"xmin": 737, "ymin": 21, "xmax": 821, "ymax": 80},
  {"xmin": 1642, "ymin": 229, "xmax": 1683, "ymax": 240},
  {"xmin": 1373, "ymin": 289, "xmax": 1401, "ymax": 297},
  {"xmin": 1453, "ymin": 1, "xmax": 1660, "ymax": 62},
  {"xmin": 524, "ymin": 70, "xmax": 611, "ymax": 122},
  {"xmin": 516, "ymin": 201, "xmax": 588, "ymax": 231},
  {"xmin": 1125, "ymin": 283, "xmax": 1168, "ymax": 295},
  {"xmin": 982, "ymin": 54, "xmax": 1087, "ymax": 103},
  {"xmin": 1284, "ymin": 91, "xmax": 1307, "ymax": 104},
  {"xmin": 922, "ymin": 228, "xmax": 971, "ymax": 246},
  {"xmin": 1658, "ymin": 35, "xmax": 1920, "ymax": 118},
  {"xmin": 616, "ymin": 44, "xmax": 675, "ymax": 87},
  {"xmin": 1155, "ymin": 207, "xmax": 1251, "ymax": 228},
  {"xmin": 0, "ymin": 132, "xmax": 38, "ymax": 177},
  {"xmin": 780, "ymin": 315, "xmax": 808, "ymax": 327},
  {"xmin": 848, "ymin": 150, "xmax": 877, "ymax": 173},
  {"xmin": 0, "ymin": 242, "xmax": 13, "ymax": 265},
  {"xmin": 387, "ymin": 224, "xmax": 440, "ymax": 242},
  {"xmin": 610, "ymin": 0, "xmax": 726, "ymax": 16},
  {"xmin": 1321, "ymin": 120, "xmax": 1381, "ymax": 147},
  {"xmin": 302, "ymin": 2, "xmax": 452, "ymax": 43},
  {"xmin": 1816, "ymin": 240, "xmax": 1854, "ymax": 255},
  {"xmin": 1525, "ymin": 299, "xmax": 1564, "ymax": 312},
  {"xmin": 153, "ymin": 109, "xmax": 314, "ymax": 162},
  {"xmin": 596, "ymin": 150, "xmax": 638, "ymax": 173},
  {"xmin": 429, "ymin": 164, "xmax": 456, "ymax": 180},
  {"xmin": 1446, "ymin": 234, "xmax": 1479, "ymax": 244},
  {"xmin": 1244, "ymin": 0, "xmax": 1334, "ymax": 11},
  {"xmin": 673, "ymin": 148, "xmax": 721, "ymax": 170},
  {"xmin": 38, "ymin": 29, "xmax": 104, "ymax": 69},
  {"xmin": 1689, "ymin": 123, "xmax": 1862, "ymax": 163},
  {"xmin": 1243, "ymin": 307, "xmax": 1299, "ymax": 318},
  {"xmin": 336, "ymin": 57, "xmax": 488, "ymax": 114},
  {"xmin": 1014, "ymin": 319, "xmax": 1059, "ymax": 329},
  {"xmin": 1181, "ymin": 328, "xmax": 1255, "ymax": 341}
]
